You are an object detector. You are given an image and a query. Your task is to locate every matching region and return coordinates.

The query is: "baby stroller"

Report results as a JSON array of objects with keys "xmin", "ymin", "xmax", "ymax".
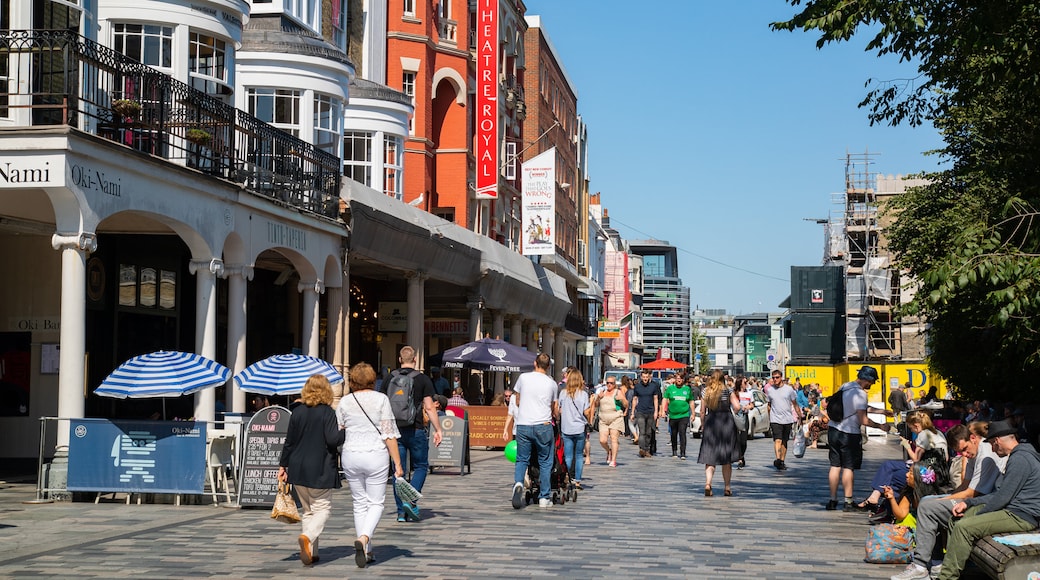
[{"xmin": 523, "ymin": 422, "xmax": 574, "ymax": 505}]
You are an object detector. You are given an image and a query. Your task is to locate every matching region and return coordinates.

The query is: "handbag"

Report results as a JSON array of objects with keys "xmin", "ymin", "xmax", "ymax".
[
  {"xmin": 270, "ymin": 481, "xmax": 301, "ymax": 524},
  {"xmin": 864, "ymin": 523, "xmax": 914, "ymax": 563}
]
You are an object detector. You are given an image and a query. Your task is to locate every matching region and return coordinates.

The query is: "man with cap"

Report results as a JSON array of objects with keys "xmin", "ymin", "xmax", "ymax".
[
  {"xmin": 931, "ymin": 421, "xmax": 1040, "ymax": 580},
  {"xmin": 891, "ymin": 421, "xmax": 1010, "ymax": 580},
  {"xmin": 826, "ymin": 365, "xmax": 892, "ymax": 511}
]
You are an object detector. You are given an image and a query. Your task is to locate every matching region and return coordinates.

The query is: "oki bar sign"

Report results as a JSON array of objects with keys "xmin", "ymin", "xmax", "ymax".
[{"xmin": 475, "ymin": 0, "xmax": 498, "ymax": 199}]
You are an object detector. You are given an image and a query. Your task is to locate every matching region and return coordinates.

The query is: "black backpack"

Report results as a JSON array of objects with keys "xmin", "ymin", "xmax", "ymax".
[
  {"xmin": 385, "ymin": 369, "xmax": 420, "ymax": 428},
  {"xmin": 826, "ymin": 387, "xmax": 846, "ymax": 420}
]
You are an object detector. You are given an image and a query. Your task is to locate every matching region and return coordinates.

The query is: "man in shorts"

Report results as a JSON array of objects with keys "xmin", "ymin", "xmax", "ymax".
[
  {"xmin": 826, "ymin": 365, "xmax": 891, "ymax": 512},
  {"xmin": 765, "ymin": 371, "xmax": 801, "ymax": 470}
]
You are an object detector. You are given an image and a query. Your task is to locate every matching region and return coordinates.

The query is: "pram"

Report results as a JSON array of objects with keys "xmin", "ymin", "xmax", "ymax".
[{"xmin": 522, "ymin": 422, "xmax": 575, "ymax": 505}]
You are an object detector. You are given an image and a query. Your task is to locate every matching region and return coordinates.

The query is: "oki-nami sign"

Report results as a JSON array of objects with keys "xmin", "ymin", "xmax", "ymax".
[{"xmin": 475, "ymin": 0, "xmax": 498, "ymax": 199}]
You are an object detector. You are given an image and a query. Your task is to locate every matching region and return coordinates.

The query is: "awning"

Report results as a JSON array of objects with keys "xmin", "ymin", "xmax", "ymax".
[
  {"xmin": 578, "ymin": 275, "xmax": 603, "ymax": 302},
  {"xmin": 344, "ymin": 180, "xmax": 480, "ymax": 286},
  {"xmin": 477, "ymin": 237, "xmax": 571, "ymax": 324}
]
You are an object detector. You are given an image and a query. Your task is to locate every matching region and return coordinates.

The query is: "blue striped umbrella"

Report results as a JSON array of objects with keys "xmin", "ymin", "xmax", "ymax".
[
  {"xmin": 234, "ymin": 354, "xmax": 343, "ymax": 396},
  {"xmin": 95, "ymin": 351, "xmax": 231, "ymax": 399}
]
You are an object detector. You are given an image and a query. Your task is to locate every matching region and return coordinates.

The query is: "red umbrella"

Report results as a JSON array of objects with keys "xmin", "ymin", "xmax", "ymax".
[{"xmin": 639, "ymin": 358, "xmax": 686, "ymax": 370}]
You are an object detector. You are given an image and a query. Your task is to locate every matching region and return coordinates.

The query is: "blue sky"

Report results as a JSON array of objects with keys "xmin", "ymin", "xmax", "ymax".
[{"xmin": 523, "ymin": 1, "xmax": 945, "ymax": 314}]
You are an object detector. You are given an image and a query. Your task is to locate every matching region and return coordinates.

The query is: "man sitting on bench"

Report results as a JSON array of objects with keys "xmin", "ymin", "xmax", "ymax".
[{"xmin": 936, "ymin": 420, "xmax": 1040, "ymax": 580}]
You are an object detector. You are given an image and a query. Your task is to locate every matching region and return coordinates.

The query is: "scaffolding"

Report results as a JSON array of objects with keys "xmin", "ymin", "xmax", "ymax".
[{"xmin": 827, "ymin": 152, "xmax": 902, "ymax": 360}]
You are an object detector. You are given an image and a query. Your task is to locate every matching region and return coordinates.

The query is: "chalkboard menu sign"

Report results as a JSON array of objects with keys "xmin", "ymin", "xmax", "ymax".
[
  {"xmin": 238, "ymin": 406, "xmax": 291, "ymax": 506},
  {"xmin": 429, "ymin": 415, "xmax": 469, "ymax": 474}
]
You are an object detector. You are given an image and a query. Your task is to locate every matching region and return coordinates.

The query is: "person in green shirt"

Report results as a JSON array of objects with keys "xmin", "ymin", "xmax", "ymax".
[{"xmin": 660, "ymin": 370, "xmax": 695, "ymax": 459}]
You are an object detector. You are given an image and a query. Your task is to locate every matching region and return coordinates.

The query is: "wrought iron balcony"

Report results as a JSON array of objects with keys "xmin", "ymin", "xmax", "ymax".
[{"xmin": 0, "ymin": 30, "xmax": 340, "ymax": 218}]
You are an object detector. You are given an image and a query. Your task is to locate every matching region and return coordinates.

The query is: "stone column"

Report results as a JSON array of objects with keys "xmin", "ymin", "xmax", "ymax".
[
  {"xmin": 51, "ymin": 232, "xmax": 96, "ymax": 450},
  {"xmin": 554, "ymin": 327, "xmax": 567, "ymax": 378},
  {"xmin": 406, "ymin": 271, "xmax": 426, "ymax": 368},
  {"xmin": 526, "ymin": 322, "xmax": 538, "ymax": 353},
  {"xmin": 541, "ymin": 324, "xmax": 554, "ymax": 370},
  {"xmin": 510, "ymin": 316, "xmax": 523, "ymax": 347},
  {"xmin": 190, "ymin": 258, "xmax": 223, "ymax": 422},
  {"xmin": 468, "ymin": 297, "xmax": 485, "ymax": 341},
  {"xmin": 299, "ymin": 281, "xmax": 323, "ymax": 357},
  {"xmin": 224, "ymin": 265, "xmax": 252, "ymax": 414}
]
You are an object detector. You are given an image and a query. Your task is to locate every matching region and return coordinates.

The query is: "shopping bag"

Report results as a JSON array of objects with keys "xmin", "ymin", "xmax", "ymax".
[
  {"xmin": 792, "ymin": 423, "xmax": 806, "ymax": 458},
  {"xmin": 394, "ymin": 476, "xmax": 423, "ymax": 503},
  {"xmin": 865, "ymin": 523, "xmax": 914, "ymax": 563},
  {"xmin": 270, "ymin": 482, "xmax": 301, "ymax": 524}
]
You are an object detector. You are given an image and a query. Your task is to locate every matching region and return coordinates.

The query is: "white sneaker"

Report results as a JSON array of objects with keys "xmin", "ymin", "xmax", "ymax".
[
  {"xmin": 538, "ymin": 498, "xmax": 552, "ymax": 508},
  {"xmin": 511, "ymin": 482, "xmax": 524, "ymax": 510},
  {"xmin": 890, "ymin": 563, "xmax": 929, "ymax": 580},
  {"xmin": 929, "ymin": 563, "xmax": 942, "ymax": 578}
]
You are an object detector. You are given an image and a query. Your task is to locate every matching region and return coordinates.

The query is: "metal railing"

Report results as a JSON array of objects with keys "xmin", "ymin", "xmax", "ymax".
[{"xmin": 0, "ymin": 30, "xmax": 341, "ymax": 218}]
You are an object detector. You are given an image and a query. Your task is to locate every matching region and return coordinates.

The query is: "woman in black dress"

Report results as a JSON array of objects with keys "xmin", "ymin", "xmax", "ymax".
[{"xmin": 697, "ymin": 370, "xmax": 740, "ymax": 496}]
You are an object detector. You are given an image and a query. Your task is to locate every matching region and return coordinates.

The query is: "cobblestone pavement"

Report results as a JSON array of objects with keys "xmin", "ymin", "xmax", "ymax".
[{"xmin": 0, "ymin": 430, "xmax": 988, "ymax": 579}]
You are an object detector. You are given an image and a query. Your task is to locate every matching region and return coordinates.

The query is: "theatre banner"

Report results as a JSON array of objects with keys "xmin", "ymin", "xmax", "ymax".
[
  {"xmin": 67, "ymin": 419, "xmax": 207, "ymax": 494},
  {"xmin": 521, "ymin": 148, "xmax": 555, "ymax": 256},
  {"xmin": 475, "ymin": 0, "xmax": 498, "ymax": 199}
]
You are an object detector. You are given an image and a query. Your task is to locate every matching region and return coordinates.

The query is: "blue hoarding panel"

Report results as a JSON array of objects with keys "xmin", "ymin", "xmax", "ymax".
[{"xmin": 67, "ymin": 419, "xmax": 207, "ymax": 494}]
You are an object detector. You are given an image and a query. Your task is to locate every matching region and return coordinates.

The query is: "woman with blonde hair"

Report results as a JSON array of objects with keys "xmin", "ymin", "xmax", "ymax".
[
  {"xmin": 558, "ymin": 369, "xmax": 591, "ymax": 487},
  {"xmin": 591, "ymin": 375, "xmax": 627, "ymax": 467},
  {"xmin": 278, "ymin": 374, "xmax": 345, "ymax": 566},
  {"xmin": 336, "ymin": 362, "xmax": 404, "ymax": 568},
  {"xmin": 696, "ymin": 369, "xmax": 740, "ymax": 496}
]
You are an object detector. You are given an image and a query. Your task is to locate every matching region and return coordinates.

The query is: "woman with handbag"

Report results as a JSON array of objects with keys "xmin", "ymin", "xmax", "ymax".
[
  {"xmin": 277, "ymin": 374, "xmax": 346, "ymax": 567},
  {"xmin": 591, "ymin": 376, "xmax": 627, "ymax": 467},
  {"xmin": 558, "ymin": 369, "xmax": 591, "ymax": 488},
  {"xmin": 336, "ymin": 362, "xmax": 405, "ymax": 568}
]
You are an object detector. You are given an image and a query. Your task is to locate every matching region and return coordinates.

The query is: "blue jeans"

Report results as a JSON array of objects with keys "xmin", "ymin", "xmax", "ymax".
[
  {"xmin": 515, "ymin": 423, "xmax": 554, "ymax": 500},
  {"xmin": 562, "ymin": 432, "xmax": 585, "ymax": 481},
  {"xmin": 394, "ymin": 425, "xmax": 429, "ymax": 514}
]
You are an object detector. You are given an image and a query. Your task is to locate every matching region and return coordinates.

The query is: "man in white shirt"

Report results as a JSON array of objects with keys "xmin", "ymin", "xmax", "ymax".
[
  {"xmin": 510, "ymin": 353, "xmax": 559, "ymax": 509},
  {"xmin": 765, "ymin": 371, "xmax": 802, "ymax": 470},
  {"xmin": 891, "ymin": 421, "xmax": 1009, "ymax": 580},
  {"xmin": 826, "ymin": 365, "xmax": 892, "ymax": 511}
]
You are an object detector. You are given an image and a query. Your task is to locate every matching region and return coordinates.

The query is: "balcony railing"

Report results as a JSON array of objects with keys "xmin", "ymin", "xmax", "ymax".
[{"xmin": 0, "ymin": 30, "xmax": 340, "ymax": 218}]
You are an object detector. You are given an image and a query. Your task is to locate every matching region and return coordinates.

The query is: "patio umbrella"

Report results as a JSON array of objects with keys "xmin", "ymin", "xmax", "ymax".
[
  {"xmin": 441, "ymin": 338, "xmax": 536, "ymax": 373},
  {"xmin": 94, "ymin": 350, "xmax": 231, "ymax": 399},
  {"xmin": 639, "ymin": 358, "xmax": 686, "ymax": 371},
  {"xmin": 234, "ymin": 354, "xmax": 343, "ymax": 396}
]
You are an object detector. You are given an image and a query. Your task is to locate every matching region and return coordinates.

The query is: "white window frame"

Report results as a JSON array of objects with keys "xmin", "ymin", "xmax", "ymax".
[
  {"xmin": 343, "ymin": 130, "xmax": 373, "ymax": 186},
  {"xmin": 313, "ymin": 93, "xmax": 342, "ymax": 156},
  {"xmin": 246, "ymin": 87, "xmax": 301, "ymax": 137},
  {"xmin": 383, "ymin": 134, "xmax": 403, "ymax": 200}
]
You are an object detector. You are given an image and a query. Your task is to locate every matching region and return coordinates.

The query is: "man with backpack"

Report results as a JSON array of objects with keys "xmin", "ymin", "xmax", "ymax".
[
  {"xmin": 384, "ymin": 345, "xmax": 443, "ymax": 522},
  {"xmin": 825, "ymin": 365, "xmax": 892, "ymax": 512}
]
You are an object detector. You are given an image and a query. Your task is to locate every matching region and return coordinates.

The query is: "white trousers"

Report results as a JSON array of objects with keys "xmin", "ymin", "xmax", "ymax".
[
  {"xmin": 295, "ymin": 485, "xmax": 333, "ymax": 554},
  {"xmin": 342, "ymin": 449, "xmax": 389, "ymax": 545}
]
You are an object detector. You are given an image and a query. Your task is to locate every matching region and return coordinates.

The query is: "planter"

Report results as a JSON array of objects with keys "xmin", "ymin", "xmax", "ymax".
[
  {"xmin": 185, "ymin": 129, "xmax": 213, "ymax": 147},
  {"xmin": 112, "ymin": 99, "xmax": 141, "ymax": 119}
]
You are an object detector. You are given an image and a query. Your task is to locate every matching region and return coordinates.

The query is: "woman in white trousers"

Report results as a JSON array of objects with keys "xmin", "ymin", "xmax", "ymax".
[{"xmin": 337, "ymin": 362, "xmax": 404, "ymax": 568}]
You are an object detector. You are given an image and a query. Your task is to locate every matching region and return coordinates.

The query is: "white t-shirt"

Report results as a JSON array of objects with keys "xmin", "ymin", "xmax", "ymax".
[
  {"xmin": 833, "ymin": 382, "xmax": 868, "ymax": 434},
  {"xmin": 965, "ymin": 440, "xmax": 1008, "ymax": 495},
  {"xmin": 514, "ymin": 370, "xmax": 558, "ymax": 426},
  {"xmin": 915, "ymin": 428, "xmax": 949, "ymax": 458}
]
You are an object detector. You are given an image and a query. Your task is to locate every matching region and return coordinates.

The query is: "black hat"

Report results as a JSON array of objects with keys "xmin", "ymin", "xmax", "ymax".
[
  {"xmin": 985, "ymin": 420, "xmax": 1018, "ymax": 441},
  {"xmin": 857, "ymin": 366, "xmax": 879, "ymax": 383}
]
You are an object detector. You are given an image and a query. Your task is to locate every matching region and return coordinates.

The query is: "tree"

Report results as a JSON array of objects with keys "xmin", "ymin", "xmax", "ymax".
[
  {"xmin": 773, "ymin": 1, "xmax": 1040, "ymax": 401},
  {"xmin": 691, "ymin": 326, "xmax": 712, "ymax": 375}
]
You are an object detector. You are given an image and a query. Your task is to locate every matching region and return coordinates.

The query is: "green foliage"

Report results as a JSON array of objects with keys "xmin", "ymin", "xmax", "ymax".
[{"xmin": 775, "ymin": 1, "xmax": 1040, "ymax": 402}]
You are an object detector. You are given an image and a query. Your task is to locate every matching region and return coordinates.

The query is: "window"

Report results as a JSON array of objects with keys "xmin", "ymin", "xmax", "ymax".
[
  {"xmin": 331, "ymin": 0, "xmax": 347, "ymax": 51},
  {"xmin": 403, "ymin": 0, "xmax": 414, "ymax": 15},
  {"xmin": 313, "ymin": 93, "xmax": 342, "ymax": 155},
  {"xmin": 383, "ymin": 135, "xmax": 403, "ymax": 200},
  {"xmin": 113, "ymin": 23, "xmax": 173, "ymax": 70},
  {"xmin": 119, "ymin": 264, "xmax": 176, "ymax": 310},
  {"xmin": 247, "ymin": 88, "xmax": 301, "ymax": 137},
  {"xmin": 402, "ymin": 71, "xmax": 415, "ymax": 133},
  {"xmin": 504, "ymin": 141, "xmax": 516, "ymax": 180},
  {"xmin": 188, "ymin": 32, "xmax": 230, "ymax": 95},
  {"xmin": 286, "ymin": 0, "xmax": 317, "ymax": 29},
  {"xmin": 343, "ymin": 131, "xmax": 373, "ymax": 186}
]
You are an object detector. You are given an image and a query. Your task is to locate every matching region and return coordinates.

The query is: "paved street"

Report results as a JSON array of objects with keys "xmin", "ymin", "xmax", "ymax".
[{"xmin": 0, "ymin": 432, "xmax": 983, "ymax": 579}]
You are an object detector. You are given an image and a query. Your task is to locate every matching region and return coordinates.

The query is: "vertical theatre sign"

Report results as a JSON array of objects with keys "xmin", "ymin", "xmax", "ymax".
[
  {"xmin": 521, "ymin": 148, "xmax": 556, "ymax": 256},
  {"xmin": 475, "ymin": 0, "xmax": 498, "ymax": 199}
]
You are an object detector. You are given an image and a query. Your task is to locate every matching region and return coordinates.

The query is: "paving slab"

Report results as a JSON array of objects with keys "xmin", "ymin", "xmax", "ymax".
[{"xmin": 0, "ymin": 430, "xmax": 989, "ymax": 579}]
